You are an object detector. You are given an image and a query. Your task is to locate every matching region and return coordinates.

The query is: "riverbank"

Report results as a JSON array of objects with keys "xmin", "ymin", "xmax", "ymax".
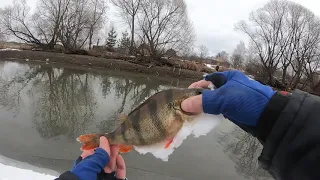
[{"xmin": 0, "ymin": 50, "xmax": 207, "ymax": 80}]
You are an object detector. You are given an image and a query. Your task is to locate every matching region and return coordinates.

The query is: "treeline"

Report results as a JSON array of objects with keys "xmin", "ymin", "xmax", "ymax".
[
  {"xmin": 229, "ymin": 0, "xmax": 320, "ymax": 94},
  {"xmin": 1, "ymin": 0, "xmax": 319, "ymax": 93},
  {"xmin": 0, "ymin": 0, "xmax": 194, "ymax": 60},
  {"xmin": 0, "ymin": 0, "xmax": 107, "ymax": 51}
]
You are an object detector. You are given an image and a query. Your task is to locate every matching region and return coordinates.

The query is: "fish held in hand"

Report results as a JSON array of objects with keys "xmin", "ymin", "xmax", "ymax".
[{"xmin": 77, "ymin": 88, "xmax": 223, "ymax": 161}]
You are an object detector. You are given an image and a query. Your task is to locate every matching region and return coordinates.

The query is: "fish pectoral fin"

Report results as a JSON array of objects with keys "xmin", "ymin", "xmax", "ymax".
[
  {"xmin": 164, "ymin": 138, "xmax": 174, "ymax": 149},
  {"xmin": 81, "ymin": 143, "xmax": 99, "ymax": 151},
  {"xmin": 119, "ymin": 144, "xmax": 134, "ymax": 153},
  {"xmin": 118, "ymin": 114, "xmax": 129, "ymax": 124}
]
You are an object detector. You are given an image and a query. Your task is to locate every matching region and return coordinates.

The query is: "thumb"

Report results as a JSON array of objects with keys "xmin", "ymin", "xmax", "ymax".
[
  {"xmin": 181, "ymin": 95, "xmax": 203, "ymax": 114},
  {"xmin": 99, "ymin": 136, "xmax": 111, "ymax": 155}
]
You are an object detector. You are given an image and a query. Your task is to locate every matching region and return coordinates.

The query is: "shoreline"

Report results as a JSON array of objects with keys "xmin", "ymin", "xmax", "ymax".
[{"xmin": 0, "ymin": 50, "xmax": 206, "ymax": 80}]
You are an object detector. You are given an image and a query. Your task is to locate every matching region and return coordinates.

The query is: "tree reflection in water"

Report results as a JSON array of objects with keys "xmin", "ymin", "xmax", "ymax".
[
  {"xmin": 0, "ymin": 63, "xmax": 43, "ymax": 115},
  {"xmin": 0, "ymin": 63, "xmax": 98, "ymax": 140},
  {"xmin": 217, "ymin": 126, "xmax": 271, "ymax": 180},
  {"xmin": 0, "ymin": 62, "xmax": 187, "ymax": 142},
  {"xmin": 31, "ymin": 67, "xmax": 97, "ymax": 140}
]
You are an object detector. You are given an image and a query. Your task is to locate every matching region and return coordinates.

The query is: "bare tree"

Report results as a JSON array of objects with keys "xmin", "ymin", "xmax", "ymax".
[
  {"xmin": 236, "ymin": 0, "xmax": 288, "ymax": 84},
  {"xmin": 111, "ymin": 0, "xmax": 142, "ymax": 54},
  {"xmin": 0, "ymin": 28, "xmax": 5, "ymax": 41},
  {"xmin": 58, "ymin": 0, "xmax": 92, "ymax": 51},
  {"xmin": 216, "ymin": 51, "xmax": 229, "ymax": 62},
  {"xmin": 289, "ymin": 14, "xmax": 320, "ymax": 88},
  {"xmin": 87, "ymin": 0, "xmax": 107, "ymax": 50},
  {"xmin": 137, "ymin": 0, "xmax": 195, "ymax": 60},
  {"xmin": 0, "ymin": 0, "xmax": 44, "ymax": 46},
  {"xmin": 199, "ymin": 45, "xmax": 209, "ymax": 59},
  {"xmin": 231, "ymin": 41, "xmax": 246, "ymax": 69},
  {"xmin": 277, "ymin": 2, "xmax": 320, "ymax": 87},
  {"xmin": 237, "ymin": 0, "xmax": 320, "ymax": 90},
  {"xmin": 34, "ymin": 0, "xmax": 71, "ymax": 49},
  {"xmin": 302, "ymin": 56, "xmax": 320, "ymax": 90},
  {"xmin": 1, "ymin": 0, "xmax": 105, "ymax": 51}
]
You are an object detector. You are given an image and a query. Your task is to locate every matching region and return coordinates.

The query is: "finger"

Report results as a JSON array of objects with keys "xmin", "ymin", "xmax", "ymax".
[
  {"xmin": 80, "ymin": 150, "xmax": 95, "ymax": 159},
  {"xmin": 181, "ymin": 95, "xmax": 203, "ymax": 114},
  {"xmin": 205, "ymin": 73, "xmax": 227, "ymax": 88},
  {"xmin": 104, "ymin": 145, "xmax": 119, "ymax": 173},
  {"xmin": 205, "ymin": 70, "xmax": 249, "ymax": 88},
  {"xmin": 99, "ymin": 136, "xmax": 111, "ymax": 155},
  {"xmin": 188, "ymin": 80, "xmax": 211, "ymax": 89},
  {"xmin": 115, "ymin": 155, "xmax": 126, "ymax": 180}
]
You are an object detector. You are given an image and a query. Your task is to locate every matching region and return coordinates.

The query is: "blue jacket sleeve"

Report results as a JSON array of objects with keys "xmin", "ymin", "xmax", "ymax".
[{"xmin": 71, "ymin": 148, "xmax": 110, "ymax": 180}]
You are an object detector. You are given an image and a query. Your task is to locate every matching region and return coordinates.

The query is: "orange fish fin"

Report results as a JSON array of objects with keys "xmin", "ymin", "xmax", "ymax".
[
  {"xmin": 77, "ymin": 134, "xmax": 100, "ymax": 151},
  {"xmin": 119, "ymin": 144, "xmax": 134, "ymax": 153},
  {"xmin": 81, "ymin": 143, "xmax": 99, "ymax": 151},
  {"xmin": 165, "ymin": 138, "xmax": 174, "ymax": 149},
  {"xmin": 118, "ymin": 114, "xmax": 128, "ymax": 124}
]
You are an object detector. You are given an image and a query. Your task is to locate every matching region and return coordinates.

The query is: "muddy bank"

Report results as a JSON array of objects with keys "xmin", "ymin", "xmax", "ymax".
[{"xmin": 0, "ymin": 50, "xmax": 206, "ymax": 80}]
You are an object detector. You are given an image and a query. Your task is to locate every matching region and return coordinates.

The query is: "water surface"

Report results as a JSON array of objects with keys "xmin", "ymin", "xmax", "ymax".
[{"xmin": 0, "ymin": 60, "xmax": 271, "ymax": 180}]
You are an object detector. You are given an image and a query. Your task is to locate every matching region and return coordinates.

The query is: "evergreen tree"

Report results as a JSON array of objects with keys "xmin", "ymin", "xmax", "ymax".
[
  {"xmin": 106, "ymin": 26, "xmax": 117, "ymax": 49},
  {"xmin": 118, "ymin": 31, "xmax": 131, "ymax": 54}
]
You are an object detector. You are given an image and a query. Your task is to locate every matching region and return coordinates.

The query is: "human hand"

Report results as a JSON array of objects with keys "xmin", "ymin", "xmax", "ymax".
[
  {"xmin": 71, "ymin": 137, "xmax": 111, "ymax": 180},
  {"xmin": 181, "ymin": 70, "xmax": 276, "ymax": 126},
  {"xmin": 103, "ymin": 145, "xmax": 126, "ymax": 180},
  {"xmin": 75, "ymin": 143, "xmax": 126, "ymax": 180}
]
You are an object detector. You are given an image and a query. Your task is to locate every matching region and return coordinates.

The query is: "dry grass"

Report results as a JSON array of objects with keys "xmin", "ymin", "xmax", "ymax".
[
  {"xmin": 0, "ymin": 42, "xmax": 229, "ymax": 75},
  {"xmin": 0, "ymin": 42, "xmax": 34, "ymax": 50}
]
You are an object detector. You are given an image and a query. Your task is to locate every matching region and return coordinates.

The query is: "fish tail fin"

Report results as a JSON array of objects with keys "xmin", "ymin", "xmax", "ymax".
[
  {"xmin": 119, "ymin": 144, "xmax": 134, "ymax": 154},
  {"xmin": 77, "ymin": 133, "xmax": 102, "ymax": 151}
]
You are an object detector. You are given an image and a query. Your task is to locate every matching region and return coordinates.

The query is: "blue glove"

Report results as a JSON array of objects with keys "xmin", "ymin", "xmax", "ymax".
[
  {"xmin": 73, "ymin": 153, "xmax": 126, "ymax": 180},
  {"xmin": 202, "ymin": 70, "xmax": 276, "ymax": 126},
  {"xmin": 71, "ymin": 148, "xmax": 110, "ymax": 180}
]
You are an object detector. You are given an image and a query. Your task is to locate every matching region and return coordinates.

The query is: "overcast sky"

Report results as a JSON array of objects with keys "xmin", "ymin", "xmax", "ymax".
[{"xmin": 1, "ymin": 0, "xmax": 320, "ymax": 56}]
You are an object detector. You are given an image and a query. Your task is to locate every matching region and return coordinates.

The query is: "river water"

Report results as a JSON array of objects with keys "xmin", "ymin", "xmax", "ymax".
[{"xmin": 0, "ymin": 60, "xmax": 272, "ymax": 180}]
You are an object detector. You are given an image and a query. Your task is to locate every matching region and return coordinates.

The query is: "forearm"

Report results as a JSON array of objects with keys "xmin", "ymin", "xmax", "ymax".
[
  {"xmin": 255, "ymin": 91, "xmax": 291, "ymax": 144},
  {"xmin": 257, "ymin": 90, "xmax": 320, "ymax": 179}
]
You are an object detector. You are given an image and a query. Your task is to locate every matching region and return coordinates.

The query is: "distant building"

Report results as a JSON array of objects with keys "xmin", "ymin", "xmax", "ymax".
[
  {"xmin": 137, "ymin": 43, "xmax": 150, "ymax": 56},
  {"xmin": 204, "ymin": 58, "xmax": 218, "ymax": 65},
  {"xmin": 216, "ymin": 59, "xmax": 230, "ymax": 68},
  {"xmin": 92, "ymin": 45, "xmax": 105, "ymax": 51},
  {"xmin": 310, "ymin": 69, "xmax": 320, "ymax": 96},
  {"xmin": 164, "ymin": 49, "xmax": 177, "ymax": 57},
  {"xmin": 312, "ymin": 82, "xmax": 320, "ymax": 96}
]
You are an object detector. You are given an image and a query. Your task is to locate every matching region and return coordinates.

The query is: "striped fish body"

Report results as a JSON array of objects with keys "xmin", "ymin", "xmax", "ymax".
[
  {"xmin": 77, "ymin": 88, "xmax": 203, "ymax": 151},
  {"xmin": 107, "ymin": 88, "xmax": 203, "ymax": 146}
]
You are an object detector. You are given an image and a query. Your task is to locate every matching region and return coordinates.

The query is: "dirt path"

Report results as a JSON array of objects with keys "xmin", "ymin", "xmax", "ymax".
[{"xmin": 0, "ymin": 50, "xmax": 205, "ymax": 80}]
